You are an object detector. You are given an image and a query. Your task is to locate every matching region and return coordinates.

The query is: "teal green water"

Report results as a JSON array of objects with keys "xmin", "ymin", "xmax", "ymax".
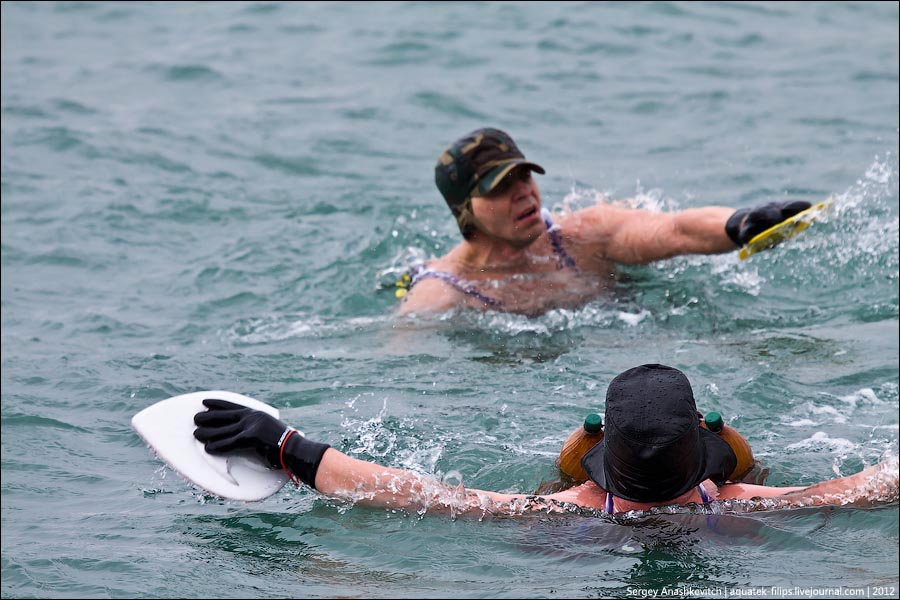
[{"xmin": 2, "ymin": 1, "xmax": 898, "ymax": 598}]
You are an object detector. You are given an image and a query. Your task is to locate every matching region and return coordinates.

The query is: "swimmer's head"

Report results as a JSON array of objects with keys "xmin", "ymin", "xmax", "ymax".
[
  {"xmin": 581, "ymin": 364, "xmax": 737, "ymax": 503},
  {"xmin": 435, "ymin": 128, "xmax": 545, "ymax": 239}
]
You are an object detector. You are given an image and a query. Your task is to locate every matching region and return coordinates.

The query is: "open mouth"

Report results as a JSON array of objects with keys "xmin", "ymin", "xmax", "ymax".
[{"xmin": 515, "ymin": 206, "xmax": 538, "ymax": 222}]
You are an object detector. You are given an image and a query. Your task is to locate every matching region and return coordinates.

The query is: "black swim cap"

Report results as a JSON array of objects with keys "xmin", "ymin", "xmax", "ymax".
[{"xmin": 581, "ymin": 364, "xmax": 737, "ymax": 503}]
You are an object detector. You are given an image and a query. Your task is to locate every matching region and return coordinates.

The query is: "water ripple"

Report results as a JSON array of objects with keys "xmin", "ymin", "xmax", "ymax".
[{"xmin": 2, "ymin": 1, "xmax": 897, "ymax": 598}]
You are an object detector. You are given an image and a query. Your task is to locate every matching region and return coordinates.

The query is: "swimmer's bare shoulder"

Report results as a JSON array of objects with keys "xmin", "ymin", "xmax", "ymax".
[
  {"xmin": 546, "ymin": 480, "xmax": 608, "ymax": 507},
  {"xmin": 396, "ymin": 277, "xmax": 467, "ymax": 316},
  {"xmin": 395, "ymin": 252, "xmax": 486, "ymax": 316},
  {"xmin": 554, "ymin": 202, "xmax": 638, "ymax": 267}
]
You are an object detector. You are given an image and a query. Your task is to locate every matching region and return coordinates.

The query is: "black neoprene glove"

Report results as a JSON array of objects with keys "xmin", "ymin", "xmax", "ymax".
[
  {"xmin": 725, "ymin": 200, "xmax": 812, "ymax": 247},
  {"xmin": 193, "ymin": 398, "xmax": 330, "ymax": 489}
]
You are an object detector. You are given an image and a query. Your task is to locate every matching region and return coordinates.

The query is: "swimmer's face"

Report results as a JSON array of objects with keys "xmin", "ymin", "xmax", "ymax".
[{"xmin": 469, "ymin": 166, "xmax": 544, "ymax": 247}]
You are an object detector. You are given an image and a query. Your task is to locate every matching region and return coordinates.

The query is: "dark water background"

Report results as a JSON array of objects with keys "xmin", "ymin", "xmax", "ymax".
[{"xmin": 2, "ymin": 2, "xmax": 898, "ymax": 598}]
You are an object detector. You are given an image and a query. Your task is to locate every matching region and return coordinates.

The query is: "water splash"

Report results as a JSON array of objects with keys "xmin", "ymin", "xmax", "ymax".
[
  {"xmin": 669, "ymin": 153, "xmax": 896, "ymax": 294},
  {"xmin": 225, "ymin": 314, "xmax": 322, "ymax": 344},
  {"xmin": 785, "ymin": 431, "xmax": 858, "ymax": 453},
  {"xmin": 785, "ymin": 384, "xmax": 895, "ymax": 432},
  {"xmin": 465, "ymin": 299, "xmax": 654, "ymax": 336},
  {"xmin": 774, "ymin": 454, "xmax": 900, "ymax": 509},
  {"xmin": 374, "ymin": 246, "xmax": 428, "ymax": 291},
  {"xmin": 326, "ymin": 468, "xmax": 502, "ymax": 521},
  {"xmin": 557, "ymin": 180, "xmax": 679, "ymax": 215},
  {"xmin": 222, "ymin": 313, "xmax": 390, "ymax": 346},
  {"xmin": 823, "ymin": 153, "xmax": 899, "ymax": 269},
  {"xmin": 341, "ymin": 398, "xmax": 399, "ymax": 459}
]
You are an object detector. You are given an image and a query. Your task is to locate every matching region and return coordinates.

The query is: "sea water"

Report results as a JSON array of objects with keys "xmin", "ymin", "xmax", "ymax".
[{"xmin": 2, "ymin": 2, "xmax": 898, "ymax": 598}]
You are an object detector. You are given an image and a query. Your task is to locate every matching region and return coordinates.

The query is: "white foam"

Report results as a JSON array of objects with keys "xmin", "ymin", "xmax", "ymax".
[
  {"xmin": 837, "ymin": 387, "xmax": 881, "ymax": 410},
  {"xmin": 722, "ymin": 269, "xmax": 764, "ymax": 296},
  {"xmin": 616, "ymin": 309, "xmax": 651, "ymax": 326},
  {"xmin": 785, "ymin": 431, "xmax": 857, "ymax": 454}
]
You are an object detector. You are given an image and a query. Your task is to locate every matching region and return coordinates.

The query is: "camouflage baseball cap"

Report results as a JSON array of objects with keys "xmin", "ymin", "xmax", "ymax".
[{"xmin": 435, "ymin": 128, "xmax": 545, "ymax": 237}]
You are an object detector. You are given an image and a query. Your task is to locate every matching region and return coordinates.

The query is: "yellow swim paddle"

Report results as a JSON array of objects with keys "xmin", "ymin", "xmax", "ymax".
[{"xmin": 738, "ymin": 200, "xmax": 831, "ymax": 260}]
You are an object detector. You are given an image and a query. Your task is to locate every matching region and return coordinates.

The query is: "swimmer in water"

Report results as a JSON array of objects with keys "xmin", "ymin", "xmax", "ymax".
[
  {"xmin": 395, "ymin": 128, "xmax": 811, "ymax": 316},
  {"xmin": 192, "ymin": 364, "xmax": 896, "ymax": 516}
]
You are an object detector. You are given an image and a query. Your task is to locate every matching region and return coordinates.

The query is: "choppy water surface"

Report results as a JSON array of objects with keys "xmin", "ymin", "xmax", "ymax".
[{"xmin": 2, "ymin": 2, "xmax": 898, "ymax": 598}]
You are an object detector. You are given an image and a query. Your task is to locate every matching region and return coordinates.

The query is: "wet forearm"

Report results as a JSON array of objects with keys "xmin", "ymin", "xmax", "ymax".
[
  {"xmin": 778, "ymin": 461, "xmax": 898, "ymax": 506},
  {"xmin": 313, "ymin": 449, "xmax": 514, "ymax": 513},
  {"xmin": 721, "ymin": 460, "xmax": 899, "ymax": 507}
]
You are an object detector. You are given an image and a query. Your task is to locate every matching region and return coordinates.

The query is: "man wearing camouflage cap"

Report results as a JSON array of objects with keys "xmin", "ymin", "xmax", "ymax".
[{"xmin": 397, "ymin": 127, "xmax": 811, "ymax": 316}]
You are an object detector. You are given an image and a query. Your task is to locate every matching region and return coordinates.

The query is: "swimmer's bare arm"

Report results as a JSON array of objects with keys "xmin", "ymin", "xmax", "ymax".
[
  {"xmin": 314, "ymin": 450, "xmax": 896, "ymax": 513},
  {"xmin": 776, "ymin": 460, "xmax": 898, "ymax": 506},
  {"xmin": 314, "ymin": 448, "xmax": 607, "ymax": 513},
  {"xmin": 717, "ymin": 459, "xmax": 898, "ymax": 505},
  {"xmin": 564, "ymin": 203, "xmax": 736, "ymax": 265}
]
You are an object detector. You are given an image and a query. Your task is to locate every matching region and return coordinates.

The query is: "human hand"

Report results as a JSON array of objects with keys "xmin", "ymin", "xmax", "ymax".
[
  {"xmin": 193, "ymin": 398, "xmax": 331, "ymax": 489},
  {"xmin": 725, "ymin": 200, "xmax": 812, "ymax": 247},
  {"xmin": 193, "ymin": 398, "xmax": 290, "ymax": 468}
]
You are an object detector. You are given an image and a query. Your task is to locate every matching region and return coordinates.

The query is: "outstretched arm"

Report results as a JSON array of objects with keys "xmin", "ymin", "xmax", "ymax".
[
  {"xmin": 315, "ymin": 448, "xmax": 603, "ymax": 514},
  {"xmin": 192, "ymin": 400, "xmax": 896, "ymax": 514},
  {"xmin": 311, "ymin": 449, "xmax": 898, "ymax": 513},
  {"xmin": 777, "ymin": 459, "xmax": 899, "ymax": 507},
  {"xmin": 566, "ymin": 200, "xmax": 811, "ymax": 265},
  {"xmin": 718, "ymin": 457, "xmax": 898, "ymax": 507},
  {"xmin": 580, "ymin": 203, "xmax": 735, "ymax": 264},
  {"xmin": 315, "ymin": 448, "xmax": 511, "ymax": 511},
  {"xmin": 193, "ymin": 399, "xmax": 603, "ymax": 514}
]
